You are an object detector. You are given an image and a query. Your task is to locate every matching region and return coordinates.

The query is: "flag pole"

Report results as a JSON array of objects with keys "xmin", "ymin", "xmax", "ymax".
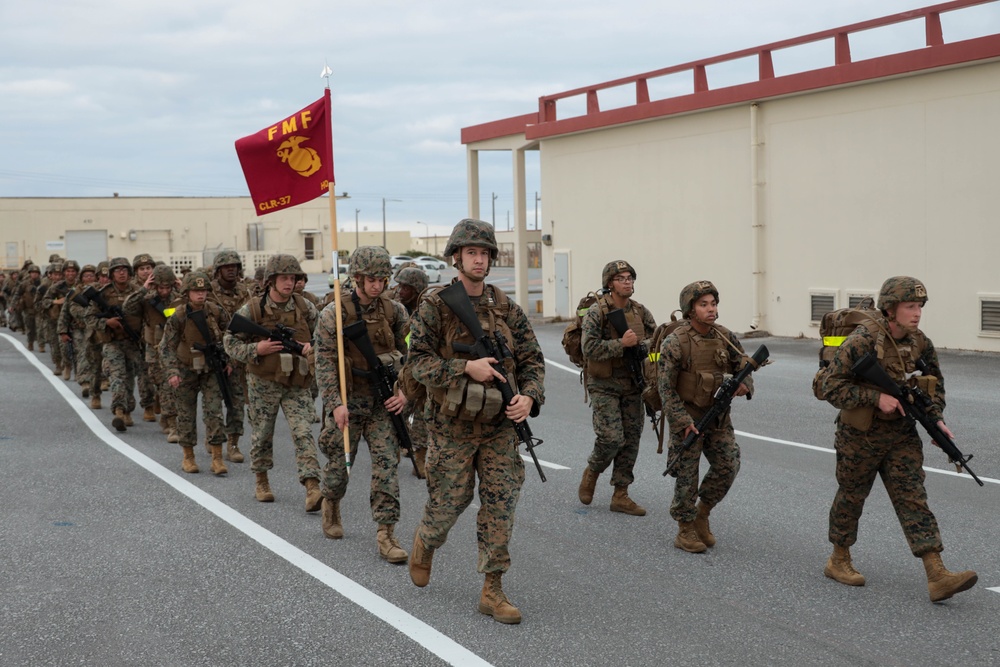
[{"xmin": 322, "ymin": 79, "xmax": 352, "ymax": 473}]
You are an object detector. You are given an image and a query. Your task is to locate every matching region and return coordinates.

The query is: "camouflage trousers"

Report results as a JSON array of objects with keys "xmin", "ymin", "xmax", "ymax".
[
  {"xmin": 64, "ymin": 329, "xmax": 88, "ymax": 382},
  {"xmin": 135, "ymin": 342, "xmax": 155, "ymax": 409},
  {"xmin": 7, "ymin": 307, "xmax": 21, "ymax": 330},
  {"xmin": 408, "ymin": 401, "xmax": 430, "ymax": 453},
  {"xmin": 828, "ymin": 419, "xmax": 942, "ymax": 557},
  {"xmin": 43, "ymin": 317, "xmax": 63, "ymax": 369},
  {"xmin": 416, "ymin": 420, "xmax": 525, "ymax": 574},
  {"xmin": 587, "ymin": 388, "xmax": 644, "ymax": 487},
  {"xmin": 669, "ymin": 417, "xmax": 741, "ymax": 522},
  {"xmin": 35, "ymin": 313, "xmax": 50, "ymax": 351},
  {"xmin": 87, "ymin": 340, "xmax": 105, "ymax": 398},
  {"xmin": 223, "ymin": 363, "xmax": 246, "ymax": 438},
  {"xmin": 318, "ymin": 403, "xmax": 402, "ymax": 525},
  {"xmin": 174, "ymin": 367, "xmax": 225, "ymax": 449},
  {"xmin": 148, "ymin": 357, "xmax": 177, "ymax": 418},
  {"xmin": 21, "ymin": 310, "xmax": 36, "ymax": 345},
  {"xmin": 246, "ymin": 373, "xmax": 320, "ymax": 481},
  {"xmin": 103, "ymin": 340, "xmax": 142, "ymax": 414}
]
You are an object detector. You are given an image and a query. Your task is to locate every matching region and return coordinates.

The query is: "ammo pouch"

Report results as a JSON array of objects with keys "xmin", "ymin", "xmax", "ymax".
[
  {"xmin": 190, "ymin": 348, "xmax": 207, "ymax": 373},
  {"xmin": 434, "ymin": 377, "xmax": 504, "ymax": 423},
  {"xmin": 586, "ymin": 358, "xmax": 613, "ymax": 379},
  {"xmin": 913, "ymin": 374, "xmax": 937, "ymax": 398},
  {"xmin": 676, "ymin": 370, "xmax": 721, "ymax": 409}
]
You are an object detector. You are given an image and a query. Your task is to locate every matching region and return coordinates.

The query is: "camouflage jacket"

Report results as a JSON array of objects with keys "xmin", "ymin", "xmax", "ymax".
[
  {"xmin": 657, "ymin": 322, "xmax": 753, "ymax": 433},
  {"xmin": 581, "ymin": 295, "xmax": 656, "ymax": 392},
  {"xmin": 223, "ymin": 293, "xmax": 319, "ymax": 366},
  {"xmin": 315, "ymin": 290, "xmax": 409, "ymax": 413},
  {"xmin": 816, "ymin": 323, "xmax": 945, "ymax": 424},
  {"xmin": 159, "ymin": 300, "xmax": 228, "ymax": 379},
  {"xmin": 208, "ymin": 278, "xmax": 250, "ymax": 321},
  {"xmin": 407, "ymin": 281, "xmax": 545, "ymax": 440}
]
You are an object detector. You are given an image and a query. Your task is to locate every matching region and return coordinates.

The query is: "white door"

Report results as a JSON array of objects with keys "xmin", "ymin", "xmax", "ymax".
[
  {"xmin": 5, "ymin": 242, "xmax": 18, "ymax": 268},
  {"xmin": 554, "ymin": 251, "xmax": 570, "ymax": 319},
  {"xmin": 65, "ymin": 230, "xmax": 109, "ymax": 266}
]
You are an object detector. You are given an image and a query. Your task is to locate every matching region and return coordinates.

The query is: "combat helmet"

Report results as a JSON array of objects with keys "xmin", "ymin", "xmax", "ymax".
[
  {"xmin": 213, "ymin": 250, "xmax": 243, "ymax": 275},
  {"xmin": 27, "ymin": 264, "xmax": 41, "ymax": 274},
  {"xmin": 46, "ymin": 262, "xmax": 64, "ymax": 275},
  {"xmin": 878, "ymin": 276, "xmax": 927, "ymax": 311},
  {"xmin": 152, "ymin": 264, "xmax": 177, "ymax": 287},
  {"xmin": 80, "ymin": 264, "xmax": 97, "ymax": 277},
  {"xmin": 63, "ymin": 260, "xmax": 81, "ymax": 273},
  {"xmin": 679, "ymin": 280, "xmax": 719, "ymax": 317},
  {"xmin": 602, "ymin": 260, "xmax": 637, "ymax": 290},
  {"xmin": 349, "ymin": 246, "xmax": 393, "ymax": 278},
  {"xmin": 443, "ymin": 218, "xmax": 498, "ymax": 259},
  {"xmin": 395, "ymin": 266, "xmax": 429, "ymax": 293},
  {"xmin": 132, "ymin": 254, "xmax": 155, "ymax": 271},
  {"xmin": 263, "ymin": 254, "xmax": 305, "ymax": 284},
  {"xmin": 48, "ymin": 253, "xmax": 63, "ymax": 263},
  {"xmin": 108, "ymin": 256, "xmax": 134, "ymax": 277},
  {"xmin": 181, "ymin": 271, "xmax": 211, "ymax": 294}
]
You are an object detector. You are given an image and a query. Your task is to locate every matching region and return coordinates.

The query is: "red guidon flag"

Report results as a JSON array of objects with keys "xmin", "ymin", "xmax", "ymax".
[{"xmin": 235, "ymin": 90, "xmax": 334, "ymax": 216}]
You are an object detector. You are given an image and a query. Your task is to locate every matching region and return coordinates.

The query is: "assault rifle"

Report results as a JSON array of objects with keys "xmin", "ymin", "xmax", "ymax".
[
  {"xmin": 664, "ymin": 345, "xmax": 770, "ymax": 477},
  {"xmin": 77, "ymin": 285, "xmax": 141, "ymax": 344},
  {"xmin": 437, "ymin": 281, "xmax": 546, "ymax": 482},
  {"xmin": 852, "ymin": 352, "xmax": 983, "ymax": 486},
  {"xmin": 227, "ymin": 313, "xmax": 305, "ymax": 355},
  {"xmin": 606, "ymin": 308, "xmax": 662, "ymax": 444},
  {"xmin": 342, "ymin": 320, "xmax": 422, "ymax": 478},
  {"xmin": 188, "ymin": 307, "xmax": 234, "ymax": 411}
]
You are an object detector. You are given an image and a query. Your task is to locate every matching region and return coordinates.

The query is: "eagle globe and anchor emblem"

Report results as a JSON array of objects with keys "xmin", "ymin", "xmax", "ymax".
[{"xmin": 276, "ymin": 135, "xmax": 322, "ymax": 177}]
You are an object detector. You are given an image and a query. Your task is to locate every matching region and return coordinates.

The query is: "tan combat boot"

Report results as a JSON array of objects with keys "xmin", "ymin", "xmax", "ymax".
[
  {"xmin": 90, "ymin": 395, "xmax": 102, "ymax": 410},
  {"xmin": 610, "ymin": 486, "xmax": 646, "ymax": 516},
  {"xmin": 81, "ymin": 381, "xmax": 90, "ymax": 398},
  {"xmin": 321, "ymin": 497, "xmax": 343, "ymax": 539},
  {"xmin": 409, "ymin": 531, "xmax": 434, "ymax": 587},
  {"xmin": 255, "ymin": 472, "xmax": 275, "ymax": 502},
  {"xmin": 479, "ymin": 572, "xmax": 522, "ymax": 624},
  {"xmin": 27, "ymin": 341, "xmax": 34, "ymax": 351},
  {"xmin": 209, "ymin": 444, "xmax": 228, "ymax": 476},
  {"xmin": 226, "ymin": 433, "xmax": 244, "ymax": 463},
  {"xmin": 159, "ymin": 414, "xmax": 170, "ymax": 434},
  {"xmin": 921, "ymin": 552, "xmax": 977, "ymax": 602},
  {"xmin": 674, "ymin": 521, "xmax": 708, "ymax": 553},
  {"xmin": 53, "ymin": 365, "xmax": 62, "ymax": 376},
  {"xmin": 38, "ymin": 342, "xmax": 45, "ymax": 353},
  {"xmin": 112, "ymin": 408, "xmax": 127, "ymax": 432},
  {"xmin": 693, "ymin": 501, "xmax": 716, "ymax": 547},
  {"xmin": 412, "ymin": 447, "xmax": 426, "ymax": 478},
  {"xmin": 824, "ymin": 545, "xmax": 865, "ymax": 586},
  {"xmin": 123, "ymin": 412, "xmax": 134, "ymax": 427},
  {"xmin": 62, "ymin": 365, "xmax": 71, "ymax": 380},
  {"xmin": 101, "ymin": 378, "xmax": 109, "ymax": 391},
  {"xmin": 578, "ymin": 467, "xmax": 599, "ymax": 505},
  {"xmin": 304, "ymin": 478, "xmax": 322, "ymax": 512},
  {"xmin": 181, "ymin": 446, "xmax": 199, "ymax": 474},
  {"xmin": 377, "ymin": 524, "xmax": 408, "ymax": 564},
  {"xmin": 142, "ymin": 406, "xmax": 156, "ymax": 422}
]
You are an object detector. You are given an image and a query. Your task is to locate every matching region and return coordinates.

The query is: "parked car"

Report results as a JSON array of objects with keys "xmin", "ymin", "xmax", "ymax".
[
  {"xmin": 414, "ymin": 256, "xmax": 447, "ymax": 270},
  {"xmin": 389, "ymin": 255, "xmax": 412, "ymax": 269},
  {"xmin": 413, "ymin": 260, "xmax": 441, "ymax": 284},
  {"xmin": 327, "ymin": 263, "xmax": 349, "ymax": 288}
]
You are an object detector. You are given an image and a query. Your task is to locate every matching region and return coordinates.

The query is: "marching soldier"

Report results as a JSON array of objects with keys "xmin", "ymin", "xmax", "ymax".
[
  {"xmin": 406, "ymin": 219, "xmax": 545, "ymax": 624},
  {"xmin": 207, "ymin": 250, "xmax": 250, "ymax": 463},
  {"xmin": 388, "ymin": 265, "xmax": 431, "ymax": 477},
  {"xmin": 132, "ymin": 264, "xmax": 182, "ymax": 442},
  {"xmin": 59, "ymin": 265, "xmax": 98, "ymax": 399},
  {"xmin": 132, "ymin": 254, "xmax": 158, "ymax": 422},
  {"xmin": 12, "ymin": 264, "xmax": 41, "ymax": 350},
  {"xmin": 44, "ymin": 260, "xmax": 80, "ymax": 379}
]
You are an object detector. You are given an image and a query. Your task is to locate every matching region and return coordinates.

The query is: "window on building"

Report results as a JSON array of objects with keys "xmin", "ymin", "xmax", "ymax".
[
  {"xmin": 247, "ymin": 222, "xmax": 263, "ymax": 251},
  {"xmin": 304, "ymin": 234, "xmax": 316, "ymax": 260},
  {"xmin": 810, "ymin": 292, "xmax": 836, "ymax": 323},
  {"xmin": 981, "ymin": 299, "xmax": 1000, "ymax": 334}
]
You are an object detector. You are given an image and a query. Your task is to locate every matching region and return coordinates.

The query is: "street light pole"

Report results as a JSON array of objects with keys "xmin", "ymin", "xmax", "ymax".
[
  {"xmin": 355, "ymin": 208, "xmax": 360, "ymax": 250},
  {"xmin": 491, "ymin": 192, "xmax": 498, "ymax": 227},
  {"xmin": 534, "ymin": 191, "xmax": 541, "ymax": 231},
  {"xmin": 382, "ymin": 197, "xmax": 402, "ymax": 250},
  {"xmin": 416, "ymin": 221, "xmax": 428, "ymax": 255}
]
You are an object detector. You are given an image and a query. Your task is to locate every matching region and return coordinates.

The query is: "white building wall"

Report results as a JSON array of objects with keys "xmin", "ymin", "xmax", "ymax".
[{"xmin": 538, "ymin": 59, "xmax": 1000, "ymax": 351}]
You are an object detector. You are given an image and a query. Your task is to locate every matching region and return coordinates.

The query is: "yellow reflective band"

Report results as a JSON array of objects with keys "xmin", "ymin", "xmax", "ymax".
[
  {"xmin": 577, "ymin": 307, "xmax": 590, "ymax": 317},
  {"xmin": 823, "ymin": 336, "xmax": 847, "ymax": 347},
  {"xmin": 405, "ymin": 332, "xmax": 411, "ymax": 348},
  {"xmin": 647, "ymin": 352, "xmax": 660, "ymax": 363},
  {"xmin": 163, "ymin": 307, "xmax": 176, "ymax": 317}
]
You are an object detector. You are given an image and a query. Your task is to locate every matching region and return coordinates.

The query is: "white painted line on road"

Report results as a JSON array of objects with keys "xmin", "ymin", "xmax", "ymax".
[
  {"xmin": 546, "ymin": 356, "xmax": 998, "ymax": 486},
  {"xmin": 3, "ymin": 333, "xmax": 494, "ymax": 667},
  {"xmin": 521, "ymin": 454, "xmax": 570, "ymax": 470},
  {"xmin": 546, "ymin": 358, "xmax": 580, "ymax": 375},
  {"xmin": 988, "ymin": 587, "xmax": 1000, "ymax": 594}
]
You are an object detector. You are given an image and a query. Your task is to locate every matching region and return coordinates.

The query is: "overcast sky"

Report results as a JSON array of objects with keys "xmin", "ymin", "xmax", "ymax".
[{"xmin": 2, "ymin": 1, "xmax": 997, "ymax": 239}]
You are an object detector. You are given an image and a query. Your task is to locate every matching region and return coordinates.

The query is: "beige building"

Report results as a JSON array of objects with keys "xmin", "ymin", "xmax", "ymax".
[
  {"xmin": 0, "ymin": 195, "xmax": 413, "ymax": 275},
  {"xmin": 461, "ymin": 1, "xmax": 1000, "ymax": 351}
]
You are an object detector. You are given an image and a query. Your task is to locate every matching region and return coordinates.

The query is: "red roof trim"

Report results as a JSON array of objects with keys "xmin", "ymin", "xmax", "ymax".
[{"xmin": 461, "ymin": 0, "xmax": 1000, "ymax": 144}]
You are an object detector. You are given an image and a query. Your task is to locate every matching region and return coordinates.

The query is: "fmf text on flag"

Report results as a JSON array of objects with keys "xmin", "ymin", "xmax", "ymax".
[{"xmin": 235, "ymin": 93, "xmax": 334, "ymax": 216}]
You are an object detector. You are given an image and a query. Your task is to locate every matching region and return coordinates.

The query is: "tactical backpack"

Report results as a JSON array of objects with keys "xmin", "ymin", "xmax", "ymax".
[
  {"xmin": 811, "ymin": 297, "xmax": 883, "ymax": 399},
  {"xmin": 560, "ymin": 290, "xmax": 603, "ymax": 368},
  {"xmin": 640, "ymin": 310, "xmax": 683, "ymax": 414}
]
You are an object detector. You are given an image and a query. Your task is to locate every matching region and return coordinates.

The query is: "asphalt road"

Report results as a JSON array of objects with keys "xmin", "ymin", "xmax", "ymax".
[{"xmin": 1, "ymin": 318, "xmax": 998, "ymax": 666}]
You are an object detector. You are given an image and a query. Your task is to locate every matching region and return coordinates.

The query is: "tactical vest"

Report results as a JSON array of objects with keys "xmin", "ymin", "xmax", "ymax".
[
  {"xmin": 210, "ymin": 279, "xmax": 249, "ymax": 320},
  {"xmin": 840, "ymin": 328, "xmax": 930, "ymax": 431},
  {"xmin": 19, "ymin": 282, "xmax": 38, "ymax": 314},
  {"xmin": 96, "ymin": 283, "xmax": 141, "ymax": 343},
  {"xmin": 426, "ymin": 284, "xmax": 516, "ymax": 426},
  {"xmin": 585, "ymin": 295, "xmax": 646, "ymax": 380},
  {"xmin": 245, "ymin": 294, "xmax": 314, "ymax": 387},
  {"xmin": 673, "ymin": 322, "xmax": 738, "ymax": 409},
  {"xmin": 47, "ymin": 281, "xmax": 71, "ymax": 319},
  {"xmin": 142, "ymin": 295, "xmax": 173, "ymax": 346},
  {"xmin": 340, "ymin": 290, "xmax": 401, "ymax": 393}
]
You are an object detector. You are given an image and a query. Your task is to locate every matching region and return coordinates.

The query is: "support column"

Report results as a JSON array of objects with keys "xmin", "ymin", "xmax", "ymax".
[
  {"xmin": 467, "ymin": 147, "xmax": 480, "ymax": 220},
  {"xmin": 512, "ymin": 148, "xmax": 528, "ymax": 308}
]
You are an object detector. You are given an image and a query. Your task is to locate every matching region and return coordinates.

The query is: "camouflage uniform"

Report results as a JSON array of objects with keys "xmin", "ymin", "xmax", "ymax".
[
  {"xmin": 130, "ymin": 265, "xmax": 182, "ymax": 437},
  {"xmin": 657, "ymin": 281, "xmax": 753, "ymax": 551},
  {"xmin": 408, "ymin": 218, "xmax": 545, "ymax": 619},
  {"xmin": 13, "ymin": 268, "xmax": 41, "ymax": 349},
  {"xmin": 130, "ymin": 254, "xmax": 158, "ymax": 416},
  {"xmin": 33, "ymin": 266, "xmax": 58, "ymax": 355},
  {"xmin": 58, "ymin": 266, "xmax": 97, "ymax": 396},
  {"xmin": 316, "ymin": 247, "xmax": 410, "ymax": 540},
  {"xmin": 37, "ymin": 264, "xmax": 66, "ymax": 372},
  {"xmin": 160, "ymin": 272, "xmax": 228, "ymax": 473},
  {"xmin": 223, "ymin": 255, "xmax": 321, "ymax": 492},
  {"xmin": 2, "ymin": 271, "xmax": 19, "ymax": 330},
  {"xmin": 388, "ymin": 265, "xmax": 431, "ymax": 475},
  {"xmin": 207, "ymin": 251, "xmax": 251, "ymax": 456},
  {"xmin": 86, "ymin": 258, "xmax": 143, "ymax": 428},
  {"xmin": 580, "ymin": 261, "xmax": 656, "ymax": 507}
]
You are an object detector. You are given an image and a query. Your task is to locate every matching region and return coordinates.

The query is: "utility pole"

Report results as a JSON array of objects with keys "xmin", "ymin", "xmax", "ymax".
[
  {"xmin": 492, "ymin": 192, "xmax": 498, "ymax": 227},
  {"xmin": 382, "ymin": 197, "xmax": 402, "ymax": 250},
  {"xmin": 355, "ymin": 208, "xmax": 360, "ymax": 250},
  {"xmin": 534, "ymin": 191, "xmax": 541, "ymax": 230}
]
